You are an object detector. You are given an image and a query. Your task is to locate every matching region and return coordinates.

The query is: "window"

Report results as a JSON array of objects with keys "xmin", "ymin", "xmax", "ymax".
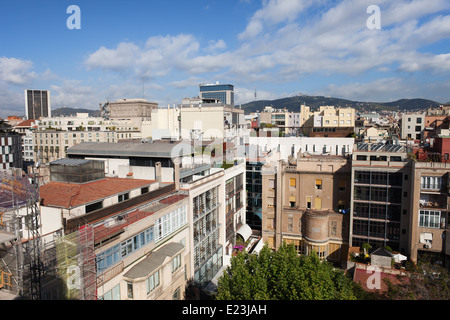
[
  {"xmin": 289, "ymin": 196, "xmax": 296, "ymax": 208},
  {"xmin": 102, "ymin": 284, "xmax": 120, "ymax": 300},
  {"xmin": 315, "ymin": 179, "xmax": 322, "ymax": 190},
  {"xmin": 147, "ymin": 270, "xmax": 160, "ymax": 293},
  {"xmin": 289, "ymin": 178, "xmax": 296, "ymax": 187},
  {"xmin": 118, "ymin": 193, "xmax": 129, "ymax": 202},
  {"xmin": 172, "ymin": 287, "xmax": 181, "ymax": 300},
  {"xmin": 154, "ymin": 205, "xmax": 188, "ymax": 242},
  {"xmin": 269, "ymin": 179, "xmax": 275, "ymax": 189},
  {"xmin": 419, "ymin": 210, "xmax": 442, "ymax": 228},
  {"xmin": 339, "ymin": 179, "xmax": 346, "ymax": 191},
  {"xmin": 315, "ymin": 197, "xmax": 322, "ymax": 210},
  {"xmin": 172, "ymin": 254, "xmax": 181, "ymax": 273},
  {"xmin": 421, "ymin": 176, "xmax": 442, "ymax": 190},
  {"xmin": 306, "ymin": 197, "xmax": 311, "ymax": 209},
  {"xmin": 127, "ymin": 282, "xmax": 133, "ymax": 299}
]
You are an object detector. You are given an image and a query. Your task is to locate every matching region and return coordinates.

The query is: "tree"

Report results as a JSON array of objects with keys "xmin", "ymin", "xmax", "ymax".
[
  {"xmin": 216, "ymin": 242, "xmax": 356, "ymax": 300},
  {"xmin": 383, "ymin": 255, "xmax": 450, "ymax": 300}
]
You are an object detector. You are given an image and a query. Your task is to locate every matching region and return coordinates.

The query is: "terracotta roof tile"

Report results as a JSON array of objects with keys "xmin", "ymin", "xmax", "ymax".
[{"xmin": 40, "ymin": 178, "xmax": 157, "ymax": 208}]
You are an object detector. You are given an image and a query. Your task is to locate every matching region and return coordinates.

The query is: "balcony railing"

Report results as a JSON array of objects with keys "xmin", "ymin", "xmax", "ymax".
[{"xmin": 97, "ymin": 261, "xmax": 124, "ymax": 287}]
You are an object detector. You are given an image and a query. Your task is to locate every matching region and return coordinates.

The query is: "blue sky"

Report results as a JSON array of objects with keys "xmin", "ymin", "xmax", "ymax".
[{"xmin": 1, "ymin": 0, "xmax": 450, "ymax": 117}]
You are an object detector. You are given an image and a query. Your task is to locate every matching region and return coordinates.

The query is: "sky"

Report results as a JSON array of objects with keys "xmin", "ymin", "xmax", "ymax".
[{"xmin": 1, "ymin": 0, "xmax": 450, "ymax": 118}]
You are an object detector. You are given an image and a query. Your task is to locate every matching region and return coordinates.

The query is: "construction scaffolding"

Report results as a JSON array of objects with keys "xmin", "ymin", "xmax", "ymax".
[
  {"xmin": 0, "ymin": 168, "xmax": 45, "ymax": 299},
  {"xmin": 55, "ymin": 226, "xmax": 96, "ymax": 300},
  {"xmin": 0, "ymin": 167, "xmax": 97, "ymax": 300}
]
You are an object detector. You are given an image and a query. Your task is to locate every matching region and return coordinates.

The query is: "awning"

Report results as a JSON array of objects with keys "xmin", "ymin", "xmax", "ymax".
[
  {"xmin": 236, "ymin": 224, "xmax": 252, "ymax": 242},
  {"xmin": 393, "ymin": 253, "xmax": 407, "ymax": 263}
]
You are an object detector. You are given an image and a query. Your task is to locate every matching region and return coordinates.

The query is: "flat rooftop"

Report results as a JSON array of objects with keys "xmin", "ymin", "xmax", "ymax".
[
  {"xmin": 355, "ymin": 143, "xmax": 405, "ymax": 153},
  {"xmin": 67, "ymin": 141, "xmax": 194, "ymax": 158}
]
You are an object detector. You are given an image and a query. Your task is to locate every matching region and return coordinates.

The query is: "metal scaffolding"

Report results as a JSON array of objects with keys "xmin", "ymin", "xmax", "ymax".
[{"xmin": 0, "ymin": 168, "xmax": 44, "ymax": 299}]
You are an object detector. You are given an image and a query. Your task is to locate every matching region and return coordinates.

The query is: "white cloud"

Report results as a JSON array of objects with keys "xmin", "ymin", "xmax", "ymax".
[
  {"xmin": 85, "ymin": 42, "xmax": 140, "ymax": 72},
  {"xmin": 238, "ymin": 0, "xmax": 314, "ymax": 40},
  {"xmin": 79, "ymin": 0, "xmax": 450, "ymax": 105},
  {"xmin": 0, "ymin": 57, "xmax": 36, "ymax": 85}
]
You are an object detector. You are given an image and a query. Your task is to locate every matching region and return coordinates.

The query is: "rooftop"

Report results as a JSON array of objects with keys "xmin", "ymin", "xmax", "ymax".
[
  {"xmin": 123, "ymin": 242, "xmax": 184, "ymax": 279},
  {"xmin": 355, "ymin": 143, "xmax": 406, "ymax": 153},
  {"xmin": 67, "ymin": 141, "xmax": 194, "ymax": 158},
  {"xmin": 40, "ymin": 177, "xmax": 157, "ymax": 208}
]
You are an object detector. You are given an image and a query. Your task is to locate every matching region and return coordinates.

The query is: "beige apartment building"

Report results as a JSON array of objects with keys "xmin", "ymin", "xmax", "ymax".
[
  {"xmin": 409, "ymin": 161, "xmax": 450, "ymax": 266},
  {"xmin": 300, "ymin": 105, "xmax": 355, "ymax": 137},
  {"xmin": 261, "ymin": 154, "xmax": 351, "ymax": 264}
]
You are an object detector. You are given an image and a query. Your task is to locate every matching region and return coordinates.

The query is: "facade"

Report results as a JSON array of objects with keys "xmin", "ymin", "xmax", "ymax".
[
  {"xmin": 13, "ymin": 119, "xmax": 37, "ymax": 167},
  {"xmin": 182, "ymin": 170, "xmax": 224, "ymax": 287},
  {"xmin": 109, "ymin": 99, "xmax": 158, "ymax": 129},
  {"xmin": 180, "ymin": 160, "xmax": 246, "ymax": 287},
  {"xmin": 66, "ymin": 140, "xmax": 195, "ymax": 181},
  {"xmin": 199, "ymin": 83, "xmax": 234, "ymax": 106},
  {"xmin": 261, "ymin": 154, "xmax": 351, "ymax": 264},
  {"xmin": 349, "ymin": 143, "xmax": 411, "ymax": 253},
  {"xmin": 258, "ymin": 106, "xmax": 302, "ymax": 136},
  {"xmin": 0, "ymin": 134, "xmax": 23, "ymax": 171},
  {"xmin": 300, "ymin": 105, "xmax": 355, "ymax": 137},
  {"xmin": 400, "ymin": 112, "xmax": 425, "ymax": 141},
  {"xmin": 25, "ymin": 90, "xmax": 51, "ymax": 120},
  {"xmin": 409, "ymin": 161, "xmax": 450, "ymax": 267},
  {"xmin": 38, "ymin": 158, "xmax": 191, "ymax": 300},
  {"xmin": 33, "ymin": 113, "xmax": 141, "ymax": 164}
]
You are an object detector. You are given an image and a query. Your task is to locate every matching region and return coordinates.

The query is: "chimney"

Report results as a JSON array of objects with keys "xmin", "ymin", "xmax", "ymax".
[
  {"xmin": 173, "ymin": 157, "xmax": 180, "ymax": 190},
  {"xmin": 155, "ymin": 162, "xmax": 161, "ymax": 182}
]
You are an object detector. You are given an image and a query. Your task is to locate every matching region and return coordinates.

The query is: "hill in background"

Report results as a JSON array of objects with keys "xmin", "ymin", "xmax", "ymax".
[
  {"xmin": 239, "ymin": 95, "xmax": 441, "ymax": 114},
  {"xmin": 51, "ymin": 107, "xmax": 100, "ymax": 117},
  {"xmin": 50, "ymin": 96, "xmax": 442, "ymax": 117}
]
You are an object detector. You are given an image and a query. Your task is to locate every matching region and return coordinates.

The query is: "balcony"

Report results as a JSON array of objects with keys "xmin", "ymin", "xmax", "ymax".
[{"xmin": 419, "ymin": 194, "xmax": 448, "ymax": 210}]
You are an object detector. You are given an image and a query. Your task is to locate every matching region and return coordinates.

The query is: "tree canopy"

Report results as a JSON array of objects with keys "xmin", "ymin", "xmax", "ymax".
[{"xmin": 216, "ymin": 242, "xmax": 356, "ymax": 300}]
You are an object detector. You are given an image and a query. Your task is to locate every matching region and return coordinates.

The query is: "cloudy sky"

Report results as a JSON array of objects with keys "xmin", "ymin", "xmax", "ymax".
[{"xmin": 1, "ymin": 0, "xmax": 450, "ymax": 118}]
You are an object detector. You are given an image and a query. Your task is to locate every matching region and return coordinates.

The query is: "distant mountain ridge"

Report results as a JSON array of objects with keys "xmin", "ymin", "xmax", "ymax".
[
  {"xmin": 52, "ymin": 107, "xmax": 100, "ymax": 117},
  {"xmin": 51, "ymin": 96, "xmax": 442, "ymax": 117},
  {"xmin": 239, "ymin": 95, "xmax": 441, "ymax": 114}
]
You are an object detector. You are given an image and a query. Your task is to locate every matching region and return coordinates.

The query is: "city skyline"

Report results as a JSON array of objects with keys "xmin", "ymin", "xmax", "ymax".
[{"xmin": 1, "ymin": 0, "xmax": 450, "ymax": 118}]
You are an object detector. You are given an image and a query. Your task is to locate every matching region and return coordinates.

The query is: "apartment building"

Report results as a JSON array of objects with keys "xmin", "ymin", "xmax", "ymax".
[
  {"xmin": 33, "ymin": 113, "xmax": 141, "ymax": 164},
  {"xmin": 38, "ymin": 158, "xmax": 190, "ymax": 300},
  {"xmin": 261, "ymin": 154, "xmax": 351, "ymax": 264},
  {"xmin": 34, "ymin": 129, "xmax": 124, "ymax": 164},
  {"xmin": 409, "ymin": 161, "xmax": 450, "ymax": 267},
  {"xmin": 258, "ymin": 106, "xmax": 302, "ymax": 136},
  {"xmin": 66, "ymin": 140, "xmax": 196, "ymax": 181},
  {"xmin": 246, "ymin": 137, "xmax": 354, "ymax": 231},
  {"xmin": 179, "ymin": 159, "xmax": 246, "ymax": 287},
  {"xmin": 0, "ymin": 133, "xmax": 23, "ymax": 171},
  {"xmin": 108, "ymin": 98, "xmax": 158, "ymax": 130},
  {"xmin": 349, "ymin": 143, "xmax": 412, "ymax": 253},
  {"xmin": 300, "ymin": 105, "xmax": 355, "ymax": 137},
  {"xmin": 400, "ymin": 112, "xmax": 425, "ymax": 141},
  {"xmin": 13, "ymin": 119, "xmax": 37, "ymax": 167}
]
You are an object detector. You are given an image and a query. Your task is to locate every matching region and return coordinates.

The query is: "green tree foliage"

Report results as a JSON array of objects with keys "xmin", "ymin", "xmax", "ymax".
[{"xmin": 216, "ymin": 243, "xmax": 356, "ymax": 300}]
